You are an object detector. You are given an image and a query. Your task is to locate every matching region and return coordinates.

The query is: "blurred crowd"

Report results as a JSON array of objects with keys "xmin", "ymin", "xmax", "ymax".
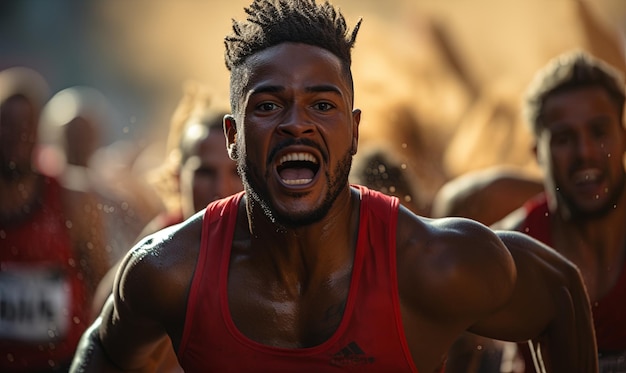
[{"xmin": 1, "ymin": 0, "xmax": 626, "ymax": 372}]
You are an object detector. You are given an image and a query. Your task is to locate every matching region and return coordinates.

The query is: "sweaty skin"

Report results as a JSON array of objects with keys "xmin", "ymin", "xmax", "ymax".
[{"xmin": 70, "ymin": 43, "xmax": 597, "ymax": 373}]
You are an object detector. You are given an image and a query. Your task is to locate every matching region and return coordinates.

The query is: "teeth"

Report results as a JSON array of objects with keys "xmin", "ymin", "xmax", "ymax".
[
  {"xmin": 283, "ymin": 178, "xmax": 312, "ymax": 185},
  {"xmin": 278, "ymin": 152, "xmax": 318, "ymax": 165}
]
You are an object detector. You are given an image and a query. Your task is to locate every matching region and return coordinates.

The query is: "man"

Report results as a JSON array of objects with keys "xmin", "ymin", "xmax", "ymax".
[
  {"xmin": 177, "ymin": 109, "xmax": 242, "ymax": 215},
  {"xmin": 70, "ymin": 1, "xmax": 598, "ymax": 372},
  {"xmin": 0, "ymin": 68, "xmax": 110, "ymax": 372},
  {"xmin": 140, "ymin": 84, "xmax": 243, "ymax": 237},
  {"xmin": 38, "ymin": 85, "xmax": 159, "ymax": 264},
  {"xmin": 492, "ymin": 50, "xmax": 626, "ymax": 372}
]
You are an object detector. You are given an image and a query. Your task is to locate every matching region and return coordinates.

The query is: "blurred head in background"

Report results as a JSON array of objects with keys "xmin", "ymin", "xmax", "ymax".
[
  {"xmin": 0, "ymin": 67, "xmax": 49, "ymax": 180},
  {"xmin": 147, "ymin": 81, "xmax": 242, "ymax": 219},
  {"xmin": 178, "ymin": 106, "xmax": 242, "ymax": 217},
  {"xmin": 38, "ymin": 86, "xmax": 116, "ymax": 174}
]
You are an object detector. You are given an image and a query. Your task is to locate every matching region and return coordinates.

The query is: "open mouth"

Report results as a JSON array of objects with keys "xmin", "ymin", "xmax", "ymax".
[
  {"xmin": 572, "ymin": 168, "xmax": 602, "ymax": 185},
  {"xmin": 277, "ymin": 152, "xmax": 320, "ymax": 185}
]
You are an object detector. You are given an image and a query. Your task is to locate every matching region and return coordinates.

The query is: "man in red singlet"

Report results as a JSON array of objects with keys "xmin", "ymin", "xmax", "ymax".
[
  {"xmin": 0, "ymin": 68, "xmax": 110, "ymax": 372},
  {"xmin": 70, "ymin": 1, "xmax": 598, "ymax": 372},
  {"xmin": 490, "ymin": 50, "xmax": 626, "ymax": 372}
]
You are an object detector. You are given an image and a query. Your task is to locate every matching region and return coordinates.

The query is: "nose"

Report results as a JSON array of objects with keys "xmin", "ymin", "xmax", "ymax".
[
  {"xmin": 276, "ymin": 106, "xmax": 315, "ymax": 137},
  {"xmin": 576, "ymin": 134, "xmax": 601, "ymax": 161}
]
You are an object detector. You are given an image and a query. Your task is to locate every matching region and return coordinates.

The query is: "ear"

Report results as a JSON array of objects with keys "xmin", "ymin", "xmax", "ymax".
[
  {"xmin": 223, "ymin": 114, "xmax": 238, "ymax": 160},
  {"xmin": 350, "ymin": 109, "xmax": 361, "ymax": 155}
]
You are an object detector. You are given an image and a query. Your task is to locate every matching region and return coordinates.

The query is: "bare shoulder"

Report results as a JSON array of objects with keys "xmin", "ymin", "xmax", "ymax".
[
  {"xmin": 395, "ymin": 206, "xmax": 516, "ymax": 324},
  {"xmin": 115, "ymin": 211, "xmax": 204, "ymax": 321}
]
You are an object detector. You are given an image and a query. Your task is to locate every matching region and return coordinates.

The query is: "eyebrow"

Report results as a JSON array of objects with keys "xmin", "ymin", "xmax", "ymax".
[
  {"xmin": 250, "ymin": 84, "xmax": 343, "ymax": 97},
  {"xmin": 250, "ymin": 85, "xmax": 283, "ymax": 95},
  {"xmin": 306, "ymin": 84, "xmax": 343, "ymax": 97}
]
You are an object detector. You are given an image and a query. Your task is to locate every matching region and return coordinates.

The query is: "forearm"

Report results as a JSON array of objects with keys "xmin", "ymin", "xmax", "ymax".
[
  {"xmin": 530, "ymin": 280, "xmax": 598, "ymax": 372},
  {"xmin": 497, "ymin": 231, "xmax": 598, "ymax": 372}
]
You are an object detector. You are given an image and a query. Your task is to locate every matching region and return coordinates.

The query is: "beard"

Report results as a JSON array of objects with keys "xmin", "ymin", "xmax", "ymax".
[
  {"xmin": 237, "ymin": 146, "xmax": 353, "ymax": 229},
  {"xmin": 558, "ymin": 172, "xmax": 626, "ymax": 221}
]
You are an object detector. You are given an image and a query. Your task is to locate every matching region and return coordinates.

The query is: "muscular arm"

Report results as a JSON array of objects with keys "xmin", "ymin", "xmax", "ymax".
[
  {"xmin": 70, "ymin": 306, "xmax": 169, "ymax": 373},
  {"xmin": 397, "ymin": 213, "xmax": 519, "ymax": 372},
  {"xmin": 70, "ymin": 221, "xmax": 199, "ymax": 372},
  {"xmin": 470, "ymin": 231, "xmax": 597, "ymax": 372},
  {"xmin": 397, "ymin": 210, "xmax": 597, "ymax": 372}
]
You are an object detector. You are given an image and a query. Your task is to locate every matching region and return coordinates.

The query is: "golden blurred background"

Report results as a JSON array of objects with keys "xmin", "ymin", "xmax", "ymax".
[{"xmin": 3, "ymin": 0, "xmax": 626, "ymax": 211}]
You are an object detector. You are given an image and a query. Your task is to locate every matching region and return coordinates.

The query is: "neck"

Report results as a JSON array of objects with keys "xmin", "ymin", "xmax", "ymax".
[
  {"xmin": 552, "ymin": 186, "xmax": 626, "ymax": 256},
  {"xmin": 237, "ymin": 186, "xmax": 359, "ymax": 292}
]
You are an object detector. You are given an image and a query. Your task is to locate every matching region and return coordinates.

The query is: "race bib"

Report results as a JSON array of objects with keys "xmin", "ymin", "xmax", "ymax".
[
  {"xmin": 599, "ymin": 350, "xmax": 626, "ymax": 373},
  {"xmin": 0, "ymin": 264, "xmax": 71, "ymax": 342}
]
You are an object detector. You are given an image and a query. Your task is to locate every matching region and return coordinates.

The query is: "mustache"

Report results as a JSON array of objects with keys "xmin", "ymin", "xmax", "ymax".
[{"xmin": 267, "ymin": 138, "xmax": 328, "ymax": 165}]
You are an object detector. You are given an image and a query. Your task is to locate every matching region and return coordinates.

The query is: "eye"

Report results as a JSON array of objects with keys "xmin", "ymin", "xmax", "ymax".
[
  {"xmin": 589, "ymin": 122, "xmax": 610, "ymax": 140},
  {"xmin": 257, "ymin": 102, "xmax": 280, "ymax": 112},
  {"xmin": 551, "ymin": 131, "xmax": 572, "ymax": 146},
  {"xmin": 313, "ymin": 102, "xmax": 335, "ymax": 112}
]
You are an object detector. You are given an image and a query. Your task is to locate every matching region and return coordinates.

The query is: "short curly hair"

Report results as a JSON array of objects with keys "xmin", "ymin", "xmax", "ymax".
[
  {"xmin": 224, "ymin": 0, "xmax": 361, "ymax": 112},
  {"xmin": 524, "ymin": 50, "xmax": 625, "ymax": 136}
]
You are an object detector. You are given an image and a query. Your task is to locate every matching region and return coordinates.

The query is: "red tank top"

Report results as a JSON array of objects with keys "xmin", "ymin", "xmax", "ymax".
[
  {"xmin": 521, "ymin": 193, "xmax": 626, "ymax": 367},
  {"xmin": 0, "ymin": 177, "xmax": 89, "ymax": 372},
  {"xmin": 178, "ymin": 185, "xmax": 418, "ymax": 372}
]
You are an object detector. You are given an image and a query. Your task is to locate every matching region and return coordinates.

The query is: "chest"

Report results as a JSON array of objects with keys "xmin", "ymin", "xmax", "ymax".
[
  {"xmin": 552, "ymin": 233, "xmax": 626, "ymax": 301},
  {"xmin": 226, "ymin": 265, "xmax": 352, "ymax": 348}
]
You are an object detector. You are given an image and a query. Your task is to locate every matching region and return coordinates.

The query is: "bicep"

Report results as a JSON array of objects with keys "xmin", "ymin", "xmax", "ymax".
[{"xmin": 469, "ymin": 231, "xmax": 581, "ymax": 341}]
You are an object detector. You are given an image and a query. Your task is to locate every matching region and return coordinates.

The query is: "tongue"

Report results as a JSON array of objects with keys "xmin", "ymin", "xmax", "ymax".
[{"xmin": 279, "ymin": 167, "xmax": 314, "ymax": 181}]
